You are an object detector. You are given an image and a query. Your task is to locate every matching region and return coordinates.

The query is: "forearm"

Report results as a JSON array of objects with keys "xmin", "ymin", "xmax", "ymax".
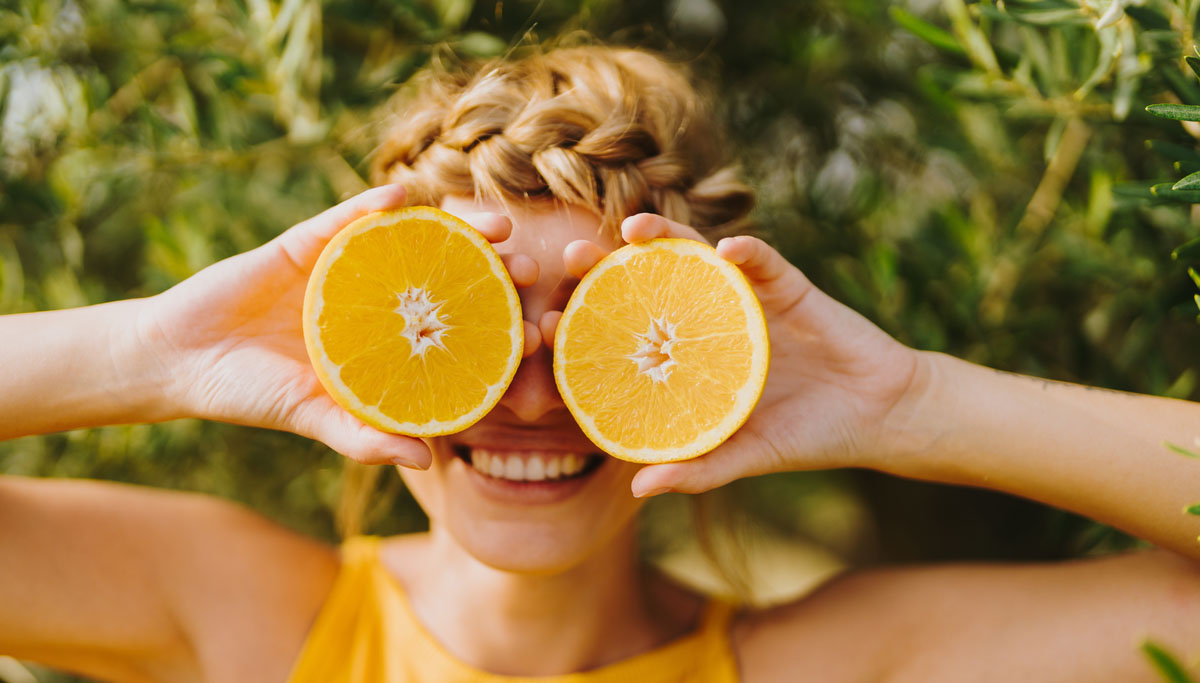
[
  {"xmin": 0, "ymin": 299, "xmax": 175, "ymax": 440},
  {"xmin": 885, "ymin": 351, "xmax": 1200, "ymax": 559}
]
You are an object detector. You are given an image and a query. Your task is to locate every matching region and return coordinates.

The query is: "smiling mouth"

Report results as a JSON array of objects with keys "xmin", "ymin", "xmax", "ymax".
[{"xmin": 451, "ymin": 445, "xmax": 605, "ymax": 482}]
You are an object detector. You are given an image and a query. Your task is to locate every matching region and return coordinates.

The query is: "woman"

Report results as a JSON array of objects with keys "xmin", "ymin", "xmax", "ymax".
[{"xmin": 1, "ymin": 46, "xmax": 1198, "ymax": 682}]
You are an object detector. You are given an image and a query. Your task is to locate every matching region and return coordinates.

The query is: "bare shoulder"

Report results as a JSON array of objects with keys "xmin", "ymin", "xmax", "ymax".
[
  {"xmin": 733, "ymin": 550, "xmax": 1200, "ymax": 683},
  {"xmin": 155, "ymin": 485, "xmax": 340, "ymax": 682},
  {"xmin": 0, "ymin": 477, "xmax": 338, "ymax": 682}
]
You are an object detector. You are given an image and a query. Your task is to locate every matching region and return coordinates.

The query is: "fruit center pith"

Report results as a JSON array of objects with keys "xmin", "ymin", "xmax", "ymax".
[
  {"xmin": 627, "ymin": 316, "xmax": 678, "ymax": 382},
  {"xmin": 395, "ymin": 287, "xmax": 449, "ymax": 356}
]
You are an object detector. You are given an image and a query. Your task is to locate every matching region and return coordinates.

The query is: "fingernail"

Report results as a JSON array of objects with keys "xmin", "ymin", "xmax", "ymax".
[
  {"xmin": 634, "ymin": 486, "xmax": 672, "ymax": 498},
  {"xmin": 391, "ymin": 456, "xmax": 426, "ymax": 470}
]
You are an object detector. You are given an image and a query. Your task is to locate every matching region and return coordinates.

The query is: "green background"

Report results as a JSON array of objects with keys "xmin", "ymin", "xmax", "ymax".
[{"xmin": 4, "ymin": 0, "xmax": 1200, "ymax": 679}]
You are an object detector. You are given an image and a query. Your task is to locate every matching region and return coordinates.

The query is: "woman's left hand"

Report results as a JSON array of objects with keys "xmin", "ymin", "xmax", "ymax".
[{"xmin": 541, "ymin": 214, "xmax": 922, "ymax": 497}]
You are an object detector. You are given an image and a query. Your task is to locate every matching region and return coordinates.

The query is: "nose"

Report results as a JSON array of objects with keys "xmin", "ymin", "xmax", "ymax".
[{"xmin": 497, "ymin": 346, "xmax": 565, "ymax": 422}]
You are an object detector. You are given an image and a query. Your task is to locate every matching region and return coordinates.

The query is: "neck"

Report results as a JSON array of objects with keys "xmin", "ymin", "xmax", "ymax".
[{"xmin": 406, "ymin": 523, "xmax": 697, "ymax": 676}]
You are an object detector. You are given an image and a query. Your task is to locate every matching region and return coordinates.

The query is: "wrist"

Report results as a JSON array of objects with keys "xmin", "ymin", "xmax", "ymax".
[
  {"xmin": 117, "ymin": 297, "xmax": 187, "ymax": 423},
  {"xmin": 872, "ymin": 349, "xmax": 951, "ymax": 476}
]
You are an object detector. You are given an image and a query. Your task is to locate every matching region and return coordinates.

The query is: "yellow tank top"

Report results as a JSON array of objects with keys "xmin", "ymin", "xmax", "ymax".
[{"xmin": 287, "ymin": 536, "xmax": 741, "ymax": 683}]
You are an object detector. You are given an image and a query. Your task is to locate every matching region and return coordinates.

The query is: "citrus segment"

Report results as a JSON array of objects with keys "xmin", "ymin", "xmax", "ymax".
[
  {"xmin": 553, "ymin": 238, "xmax": 769, "ymax": 463},
  {"xmin": 303, "ymin": 206, "xmax": 522, "ymax": 436}
]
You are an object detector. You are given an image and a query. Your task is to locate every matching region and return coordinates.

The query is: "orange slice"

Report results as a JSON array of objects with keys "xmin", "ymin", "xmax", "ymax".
[
  {"xmin": 303, "ymin": 206, "xmax": 522, "ymax": 436},
  {"xmin": 553, "ymin": 238, "xmax": 769, "ymax": 463}
]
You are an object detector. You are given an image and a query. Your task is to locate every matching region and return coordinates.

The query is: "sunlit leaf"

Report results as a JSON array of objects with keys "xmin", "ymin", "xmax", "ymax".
[
  {"xmin": 1172, "ymin": 237, "xmax": 1200, "ymax": 260},
  {"xmin": 456, "ymin": 31, "xmax": 506, "ymax": 58},
  {"xmin": 890, "ymin": 7, "xmax": 965, "ymax": 56},
  {"xmin": 1111, "ymin": 182, "xmax": 1158, "ymax": 199},
  {"xmin": 1146, "ymin": 103, "xmax": 1200, "ymax": 121},
  {"xmin": 1187, "ymin": 56, "xmax": 1200, "ymax": 82},
  {"xmin": 1141, "ymin": 641, "xmax": 1194, "ymax": 683},
  {"xmin": 982, "ymin": 5, "xmax": 1090, "ymax": 26},
  {"xmin": 434, "ymin": 0, "xmax": 473, "ymax": 31},
  {"xmin": 1165, "ymin": 442, "xmax": 1200, "ymax": 458},
  {"xmin": 1172, "ymin": 170, "xmax": 1200, "ymax": 190},
  {"xmin": 1150, "ymin": 183, "xmax": 1200, "ymax": 202}
]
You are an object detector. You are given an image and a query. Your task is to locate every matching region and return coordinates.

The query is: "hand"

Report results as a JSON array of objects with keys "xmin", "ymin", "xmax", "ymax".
[
  {"xmin": 542, "ymin": 214, "xmax": 921, "ymax": 496},
  {"xmin": 135, "ymin": 185, "xmax": 540, "ymax": 467}
]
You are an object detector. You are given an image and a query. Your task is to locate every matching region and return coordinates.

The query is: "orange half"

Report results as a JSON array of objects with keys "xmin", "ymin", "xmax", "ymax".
[
  {"xmin": 303, "ymin": 207, "xmax": 522, "ymax": 436},
  {"xmin": 553, "ymin": 238, "xmax": 769, "ymax": 463}
]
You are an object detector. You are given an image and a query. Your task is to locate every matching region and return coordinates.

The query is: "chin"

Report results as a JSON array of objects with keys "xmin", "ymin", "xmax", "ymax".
[{"xmin": 401, "ymin": 434, "xmax": 646, "ymax": 575}]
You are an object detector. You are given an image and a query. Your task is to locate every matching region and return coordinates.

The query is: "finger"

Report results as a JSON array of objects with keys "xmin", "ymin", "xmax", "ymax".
[
  {"xmin": 538, "ymin": 310, "xmax": 563, "ymax": 348},
  {"xmin": 502, "ymin": 253, "xmax": 539, "ymax": 288},
  {"xmin": 522, "ymin": 319, "xmax": 541, "ymax": 358},
  {"xmin": 620, "ymin": 213, "xmax": 709, "ymax": 245},
  {"xmin": 459, "ymin": 212, "xmax": 513, "ymax": 243},
  {"xmin": 716, "ymin": 236, "xmax": 807, "ymax": 286},
  {"xmin": 281, "ymin": 184, "xmax": 408, "ymax": 267},
  {"xmin": 563, "ymin": 240, "xmax": 608, "ymax": 279},
  {"xmin": 629, "ymin": 429, "xmax": 774, "ymax": 497},
  {"xmin": 298, "ymin": 395, "xmax": 431, "ymax": 468},
  {"xmin": 716, "ymin": 235, "xmax": 815, "ymax": 314}
]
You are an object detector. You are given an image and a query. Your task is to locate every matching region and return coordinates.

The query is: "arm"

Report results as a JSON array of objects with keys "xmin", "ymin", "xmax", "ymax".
[
  {"xmin": 884, "ymin": 353, "xmax": 1200, "ymax": 560},
  {"xmin": 599, "ymin": 215, "xmax": 1200, "ymax": 560},
  {"xmin": 0, "ymin": 476, "xmax": 337, "ymax": 682},
  {"xmin": 0, "ymin": 184, "xmax": 429, "ymax": 466},
  {"xmin": 0, "ymin": 184, "xmax": 535, "ymax": 464},
  {"xmin": 0, "ymin": 300, "xmax": 169, "ymax": 439},
  {"xmin": 736, "ymin": 550, "xmax": 1200, "ymax": 682}
]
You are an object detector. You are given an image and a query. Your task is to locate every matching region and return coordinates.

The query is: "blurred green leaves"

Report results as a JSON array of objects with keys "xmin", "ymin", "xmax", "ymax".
[{"xmin": 1143, "ymin": 641, "xmax": 1196, "ymax": 683}]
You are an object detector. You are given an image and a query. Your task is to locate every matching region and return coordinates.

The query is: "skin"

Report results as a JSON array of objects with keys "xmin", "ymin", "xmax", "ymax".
[{"xmin": 1, "ymin": 185, "xmax": 1199, "ymax": 681}]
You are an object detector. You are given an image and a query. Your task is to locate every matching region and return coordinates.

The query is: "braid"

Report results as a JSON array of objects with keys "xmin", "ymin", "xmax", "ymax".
[{"xmin": 370, "ymin": 46, "xmax": 753, "ymax": 234}]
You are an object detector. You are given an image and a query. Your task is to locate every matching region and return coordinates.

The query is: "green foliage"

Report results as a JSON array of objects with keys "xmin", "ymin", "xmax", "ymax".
[
  {"xmin": 1147, "ymin": 103, "xmax": 1200, "ymax": 120},
  {"xmin": 1143, "ymin": 640, "xmax": 1196, "ymax": 683},
  {"xmin": 1167, "ymin": 441, "xmax": 1200, "ymax": 458}
]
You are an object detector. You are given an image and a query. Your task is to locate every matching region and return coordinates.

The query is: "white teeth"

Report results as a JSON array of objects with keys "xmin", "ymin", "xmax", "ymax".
[
  {"xmin": 488, "ymin": 455, "xmax": 505, "ymax": 478},
  {"xmin": 464, "ymin": 449, "xmax": 592, "ymax": 482},
  {"xmin": 504, "ymin": 456, "xmax": 524, "ymax": 480},
  {"xmin": 526, "ymin": 456, "xmax": 546, "ymax": 481}
]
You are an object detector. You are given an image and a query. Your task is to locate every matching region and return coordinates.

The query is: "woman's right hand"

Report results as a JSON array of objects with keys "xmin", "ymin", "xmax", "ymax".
[
  {"xmin": 543, "ymin": 214, "xmax": 924, "ymax": 497},
  {"xmin": 136, "ymin": 185, "xmax": 539, "ymax": 467}
]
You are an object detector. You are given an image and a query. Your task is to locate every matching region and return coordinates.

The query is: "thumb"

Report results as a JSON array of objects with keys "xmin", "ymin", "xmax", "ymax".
[
  {"xmin": 274, "ymin": 184, "xmax": 408, "ymax": 270},
  {"xmin": 630, "ymin": 428, "xmax": 777, "ymax": 497},
  {"xmin": 293, "ymin": 396, "xmax": 431, "ymax": 469}
]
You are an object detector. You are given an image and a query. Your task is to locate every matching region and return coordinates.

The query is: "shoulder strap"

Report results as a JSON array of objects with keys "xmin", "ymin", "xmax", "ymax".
[{"xmin": 339, "ymin": 535, "xmax": 381, "ymax": 569}]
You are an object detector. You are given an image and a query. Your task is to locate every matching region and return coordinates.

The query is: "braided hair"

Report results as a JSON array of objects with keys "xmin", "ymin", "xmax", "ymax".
[{"xmin": 369, "ymin": 46, "xmax": 753, "ymax": 234}]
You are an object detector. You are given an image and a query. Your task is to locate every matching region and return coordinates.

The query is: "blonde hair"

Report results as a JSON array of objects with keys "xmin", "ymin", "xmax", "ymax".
[{"xmin": 369, "ymin": 46, "xmax": 753, "ymax": 232}]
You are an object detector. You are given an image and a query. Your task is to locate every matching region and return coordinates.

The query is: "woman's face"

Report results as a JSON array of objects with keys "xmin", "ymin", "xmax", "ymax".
[{"xmin": 399, "ymin": 196, "xmax": 645, "ymax": 574}]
